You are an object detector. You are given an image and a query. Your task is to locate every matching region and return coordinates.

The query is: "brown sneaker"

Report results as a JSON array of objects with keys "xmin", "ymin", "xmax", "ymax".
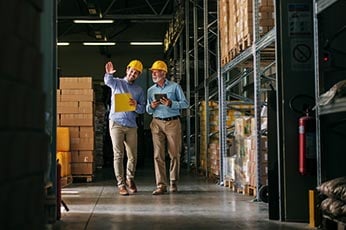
[
  {"xmin": 170, "ymin": 183, "xmax": 178, "ymax": 193},
  {"xmin": 118, "ymin": 185, "xmax": 129, "ymax": 196},
  {"xmin": 126, "ymin": 179, "xmax": 137, "ymax": 193},
  {"xmin": 152, "ymin": 186, "xmax": 167, "ymax": 195}
]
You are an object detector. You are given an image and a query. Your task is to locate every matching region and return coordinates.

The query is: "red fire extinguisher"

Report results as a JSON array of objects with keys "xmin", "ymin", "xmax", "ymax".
[
  {"xmin": 290, "ymin": 94, "xmax": 316, "ymax": 176},
  {"xmin": 298, "ymin": 110, "xmax": 316, "ymax": 176}
]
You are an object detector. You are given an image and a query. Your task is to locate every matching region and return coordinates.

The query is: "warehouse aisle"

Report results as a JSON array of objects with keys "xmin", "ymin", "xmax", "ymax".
[{"xmin": 52, "ymin": 165, "xmax": 310, "ymax": 230}]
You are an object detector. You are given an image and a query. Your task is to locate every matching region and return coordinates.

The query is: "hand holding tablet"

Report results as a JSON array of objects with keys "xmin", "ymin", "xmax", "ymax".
[{"xmin": 154, "ymin": 93, "xmax": 167, "ymax": 102}]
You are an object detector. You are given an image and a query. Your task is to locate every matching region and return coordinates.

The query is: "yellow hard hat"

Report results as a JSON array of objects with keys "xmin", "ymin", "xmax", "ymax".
[
  {"xmin": 149, "ymin": 60, "xmax": 167, "ymax": 72},
  {"xmin": 127, "ymin": 60, "xmax": 143, "ymax": 73}
]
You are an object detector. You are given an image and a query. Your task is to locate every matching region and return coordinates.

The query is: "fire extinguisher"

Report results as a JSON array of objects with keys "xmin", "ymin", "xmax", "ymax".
[
  {"xmin": 289, "ymin": 95, "xmax": 316, "ymax": 176},
  {"xmin": 298, "ymin": 110, "xmax": 316, "ymax": 175}
]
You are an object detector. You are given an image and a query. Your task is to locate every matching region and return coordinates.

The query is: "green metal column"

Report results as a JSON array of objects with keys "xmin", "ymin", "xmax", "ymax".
[
  {"xmin": 41, "ymin": 0, "xmax": 57, "ymax": 220},
  {"xmin": 276, "ymin": 0, "xmax": 316, "ymax": 221}
]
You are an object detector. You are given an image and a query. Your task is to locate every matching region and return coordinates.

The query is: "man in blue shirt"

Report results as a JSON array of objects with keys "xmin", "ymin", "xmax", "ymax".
[
  {"xmin": 104, "ymin": 60, "xmax": 146, "ymax": 196},
  {"xmin": 146, "ymin": 60, "xmax": 189, "ymax": 195}
]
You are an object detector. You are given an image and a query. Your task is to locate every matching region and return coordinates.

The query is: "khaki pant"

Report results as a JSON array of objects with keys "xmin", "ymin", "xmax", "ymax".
[
  {"xmin": 150, "ymin": 118, "xmax": 181, "ymax": 187},
  {"xmin": 109, "ymin": 120, "xmax": 137, "ymax": 187}
]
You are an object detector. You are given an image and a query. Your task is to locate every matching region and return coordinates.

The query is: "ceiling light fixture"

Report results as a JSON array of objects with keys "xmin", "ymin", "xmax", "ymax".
[
  {"xmin": 57, "ymin": 42, "xmax": 70, "ymax": 46},
  {"xmin": 83, "ymin": 42, "xmax": 116, "ymax": 46},
  {"xmin": 73, "ymin": 19, "xmax": 114, "ymax": 24},
  {"xmin": 130, "ymin": 42, "xmax": 163, "ymax": 46}
]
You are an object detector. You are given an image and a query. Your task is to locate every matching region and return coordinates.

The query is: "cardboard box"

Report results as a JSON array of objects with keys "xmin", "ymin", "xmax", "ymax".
[
  {"xmin": 70, "ymin": 137, "xmax": 94, "ymax": 150},
  {"xmin": 57, "ymin": 101, "xmax": 79, "ymax": 114},
  {"xmin": 80, "ymin": 127, "xmax": 94, "ymax": 138},
  {"xmin": 56, "ymin": 89, "xmax": 61, "ymax": 102},
  {"xmin": 67, "ymin": 126, "xmax": 94, "ymax": 138},
  {"xmin": 60, "ymin": 88, "xmax": 94, "ymax": 102},
  {"xmin": 78, "ymin": 101, "xmax": 93, "ymax": 114},
  {"xmin": 71, "ymin": 162, "xmax": 93, "ymax": 175},
  {"xmin": 71, "ymin": 150, "xmax": 94, "ymax": 163},
  {"xmin": 60, "ymin": 113, "xmax": 93, "ymax": 126},
  {"xmin": 68, "ymin": 127, "xmax": 80, "ymax": 138},
  {"xmin": 59, "ymin": 77, "xmax": 92, "ymax": 89}
]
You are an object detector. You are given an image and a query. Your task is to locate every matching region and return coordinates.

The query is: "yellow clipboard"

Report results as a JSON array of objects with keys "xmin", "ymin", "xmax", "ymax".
[{"xmin": 114, "ymin": 93, "xmax": 135, "ymax": 112}]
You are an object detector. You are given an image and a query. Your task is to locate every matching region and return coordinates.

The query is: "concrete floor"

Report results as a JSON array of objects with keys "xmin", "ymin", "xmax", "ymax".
[{"xmin": 51, "ymin": 163, "xmax": 311, "ymax": 230}]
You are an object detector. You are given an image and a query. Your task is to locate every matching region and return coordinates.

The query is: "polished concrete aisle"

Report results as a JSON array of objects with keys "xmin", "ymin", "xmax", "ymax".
[{"xmin": 53, "ymin": 166, "xmax": 310, "ymax": 230}]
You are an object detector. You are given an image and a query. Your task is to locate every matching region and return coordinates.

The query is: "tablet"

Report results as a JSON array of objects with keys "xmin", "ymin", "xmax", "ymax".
[{"xmin": 154, "ymin": 93, "xmax": 167, "ymax": 101}]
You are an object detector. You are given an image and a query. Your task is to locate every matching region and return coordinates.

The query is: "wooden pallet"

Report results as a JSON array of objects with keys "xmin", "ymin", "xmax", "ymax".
[
  {"xmin": 229, "ymin": 48, "xmax": 238, "ymax": 61},
  {"xmin": 221, "ymin": 55, "xmax": 231, "ymax": 66},
  {"xmin": 72, "ymin": 175, "xmax": 93, "ymax": 183},
  {"xmin": 61, "ymin": 175, "xmax": 73, "ymax": 188},
  {"xmin": 221, "ymin": 47, "xmax": 240, "ymax": 65},
  {"xmin": 223, "ymin": 179, "xmax": 233, "ymax": 188},
  {"xmin": 246, "ymin": 185, "xmax": 257, "ymax": 197},
  {"xmin": 237, "ymin": 34, "xmax": 252, "ymax": 52},
  {"xmin": 224, "ymin": 181, "xmax": 257, "ymax": 197},
  {"xmin": 224, "ymin": 179, "xmax": 236, "ymax": 192}
]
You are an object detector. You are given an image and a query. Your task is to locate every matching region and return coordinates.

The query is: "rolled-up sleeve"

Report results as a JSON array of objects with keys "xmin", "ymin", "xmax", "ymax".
[{"xmin": 171, "ymin": 84, "xmax": 189, "ymax": 109}]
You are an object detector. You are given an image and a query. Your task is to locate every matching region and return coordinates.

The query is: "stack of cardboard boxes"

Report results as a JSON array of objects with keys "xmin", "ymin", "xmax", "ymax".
[
  {"xmin": 200, "ymin": 101, "xmax": 253, "ymax": 179},
  {"xmin": 220, "ymin": 0, "xmax": 275, "ymax": 65},
  {"xmin": 232, "ymin": 116, "xmax": 268, "ymax": 194},
  {"xmin": 199, "ymin": 101, "xmax": 218, "ymax": 174},
  {"xmin": 57, "ymin": 77, "xmax": 95, "ymax": 181}
]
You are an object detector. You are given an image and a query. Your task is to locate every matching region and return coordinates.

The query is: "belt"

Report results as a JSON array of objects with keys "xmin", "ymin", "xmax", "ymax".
[{"xmin": 154, "ymin": 116, "xmax": 180, "ymax": 121}]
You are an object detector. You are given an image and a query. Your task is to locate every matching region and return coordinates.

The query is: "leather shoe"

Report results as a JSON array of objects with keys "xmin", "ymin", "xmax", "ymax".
[
  {"xmin": 170, "ymin": 183, "xmax": 178, "ymax": 193},
  {"xmin": 152, "ymin": 186, "xmax": 167, "ymax": 195},
  {"xmin": 118, "ymin": 185, "xmax": 129, "ymax": 196},
  {"xmin": 126, "ymin": 179, "xmax": 137, "ymax": 193}
]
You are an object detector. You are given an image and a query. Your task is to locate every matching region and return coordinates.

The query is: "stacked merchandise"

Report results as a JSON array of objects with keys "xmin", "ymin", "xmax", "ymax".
[
  {"xmin": 208, "ymin": 140, "xmax": 220, "ymax": 177},
  {"xmin": 224, "ymin": 105, "xmax": 250, "ymax": 182},
  {"xmin": 220, "ymin": 0, "xmax": 233, "ymax": 66},
  {"xmin": 233, "ymin": 116, "xmax": 254, "ymax": 192},
  {"xmin": 200, "ymin": 101, "xmax": 252, "ymax": 179},
  {"xmin": 199, "ymin": 101, "xmax": 217, "ymax": 172},
  {"xmin": 199, "ymin": 101, "xmax": 220, "ymax": 177},
  {"xmin": 317, "ymin": 177, "xmax": 346, "ymax": 227},
  {"xmin": 56, "ymin": 127, "xmax": 72, "ymax": 186},
  {"xmin": 231, "ymin": 116, "xmax": 268, "ymax": 195},
  {"xmin": 57, "ymin": 77, "xmax": 95, "ymax": 182},
  {"xmin": 208, "ymin": 102, "xmax": 220, "ymax": 177},
  {"xmin": 220, "ymin": 0, "xmax": 275, "ymax": 65},
  {"xmin": 246, "ymin": 135, "xmax": 268, "ymax": 191}
]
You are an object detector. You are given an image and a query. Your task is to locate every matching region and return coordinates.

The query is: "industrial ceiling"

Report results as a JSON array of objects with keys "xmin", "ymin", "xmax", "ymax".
[{"xmin": 57, "ymin": 0, "xmax": 179, "ymax": 50}]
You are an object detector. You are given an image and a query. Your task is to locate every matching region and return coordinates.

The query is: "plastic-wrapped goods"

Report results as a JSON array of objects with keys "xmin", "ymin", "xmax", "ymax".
[
  {"xmin": 317, "ymin": 176, "xmax": 346, "ymax": 201},
  {"xmin": 320, "ymin": 197, "xmax": 346, "ymax": 219},
  {"xmin": 334, "ymin": 184, "xmax": 346, "ymax": 202},
  {"xmin": 317, "ymin": 80, "xmax": 346, "ymax": 106}
]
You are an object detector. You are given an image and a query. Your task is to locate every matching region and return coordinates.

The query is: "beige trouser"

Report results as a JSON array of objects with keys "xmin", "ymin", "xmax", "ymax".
[
  {"xmin": 109, "ymin": 120, "xmax": 137, "ymax": 187},
  {"xmin": 150, "ymin": 118, "xmax": 181, "ymax": 187}
]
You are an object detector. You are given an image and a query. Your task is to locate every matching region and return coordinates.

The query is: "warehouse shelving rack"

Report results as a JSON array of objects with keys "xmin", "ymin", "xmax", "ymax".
[
  {"xmin": 219, "ymin": 0, "xmax": 276, "ymax": 201},
  {"xmin": 174, "ymin": 0, "xmax": 343, "ymax": 222},
  {"xmin": 177, "ymin": 0, "xmax": 219, "ymax": 177},
  {"xmin": 313, "ymin": 0, "xmax": 346, "ymax": 227},
  {"xmin": 170, "ymin": 1, "xmax": 275, "ymax": 192},
  {"xmin": 313, "ymin": 0, "xmax": 346, "ymax": 186}
]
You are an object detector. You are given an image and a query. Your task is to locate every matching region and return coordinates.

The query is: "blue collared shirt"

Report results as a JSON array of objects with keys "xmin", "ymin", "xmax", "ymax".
[
  {"xmin": 104, "ymin": 73, "xmax": 145, "ymax": 127},
  {"xmin": 146, "ymin": 79, "xmax": 189, "ymax": 118}
]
